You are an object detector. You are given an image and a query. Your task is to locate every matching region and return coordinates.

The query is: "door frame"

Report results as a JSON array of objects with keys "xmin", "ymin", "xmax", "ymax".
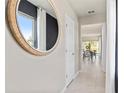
[
  {"xmin": 106, "ymin": 0, "xmax": 117, "ymax": 93},
  {"xmin": 79, "ymin": 23, "xmax": 103, "ymax": 70}
]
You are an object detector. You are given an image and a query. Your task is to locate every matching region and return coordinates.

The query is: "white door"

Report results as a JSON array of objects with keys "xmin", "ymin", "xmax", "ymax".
[{"xmin": 65, "ymin": 15, "xmax": 75, "ymax": 86}]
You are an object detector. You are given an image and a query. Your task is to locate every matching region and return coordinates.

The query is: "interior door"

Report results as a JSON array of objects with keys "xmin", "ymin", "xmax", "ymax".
[{"xmin": 65, "ymin": 15, "xmax": 75, "ymax": 86}]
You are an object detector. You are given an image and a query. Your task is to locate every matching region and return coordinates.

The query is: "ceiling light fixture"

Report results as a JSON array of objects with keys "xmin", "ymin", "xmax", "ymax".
[{"xmin": 88, "ymin": 10, "xmax": 95, "ymax": 14}]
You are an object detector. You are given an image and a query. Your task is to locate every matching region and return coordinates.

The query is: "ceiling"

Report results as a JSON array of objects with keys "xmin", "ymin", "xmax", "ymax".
[
  {"xmin": 27, "ymin": 0, "xmax": 56, "ymax": 18},
  {"xmin": 67, "ymin": 0, "xmax": 106, "ymax": 17},
  {"xmin": 27, "ymin": 0, "xmax": 106, "ymax": 18},
  {"xmin": 81, "ymin": 24, "xmax": 102, "ymax": 35},
  {"xmin": 81, "ymin": 24, "xmax": 103, "ymax": 41}
]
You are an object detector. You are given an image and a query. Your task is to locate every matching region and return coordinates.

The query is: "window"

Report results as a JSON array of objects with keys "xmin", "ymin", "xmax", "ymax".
[
  {"xmin": 17, "ymin": 12, "xmax": 35, "ymax": 48},
  {"xmin": 82, "ymin": 41, "xmax": 100, "ymax": 53}
]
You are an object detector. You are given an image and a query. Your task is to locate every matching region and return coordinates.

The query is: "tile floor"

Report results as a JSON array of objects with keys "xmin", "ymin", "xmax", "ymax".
[{"xmin": 65, "ymin": 56, "xmax": 105, "ymax": 93}]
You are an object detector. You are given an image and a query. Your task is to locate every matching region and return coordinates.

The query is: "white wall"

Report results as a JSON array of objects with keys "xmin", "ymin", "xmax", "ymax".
[
  {"xmin": 101, "ymin": 23, "xmax": 107, "ymax": 72},
  {"xmin": 98, "ymin": 36, "xmax": 102, "ymax": 56},
  {"xmin": 82, "ymin": 36, "xmax": 99, "ymax": 41},
  {"xmin": 5, "ymin": 0, "xmax": 79, "ymax": 93}
]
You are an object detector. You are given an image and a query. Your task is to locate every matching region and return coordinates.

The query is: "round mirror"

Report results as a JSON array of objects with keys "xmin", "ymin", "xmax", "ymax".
[{"xmin": 7, "ymin": 0, "xmax": 60, "ymax": 56}]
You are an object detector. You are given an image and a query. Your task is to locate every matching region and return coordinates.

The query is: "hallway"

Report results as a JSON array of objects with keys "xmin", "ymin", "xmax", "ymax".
[{"xmin": 65, "ymin": 57, "xmax": 105, "ymax": 93}]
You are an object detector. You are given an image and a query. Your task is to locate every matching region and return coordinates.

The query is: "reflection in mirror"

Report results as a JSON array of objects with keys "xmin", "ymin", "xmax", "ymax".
[
  {"xmin": 17, "ymin": 0, "xmax": 58, "ymax": 51},
  {"xmin": 17, "ymin": 13, "xmax": 35, "ymax": 48}
]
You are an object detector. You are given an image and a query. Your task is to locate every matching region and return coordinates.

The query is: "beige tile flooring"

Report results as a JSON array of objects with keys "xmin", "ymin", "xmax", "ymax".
[{"xmin": 65, "ymin": 56, "xmax": 105, "ymax": 93}]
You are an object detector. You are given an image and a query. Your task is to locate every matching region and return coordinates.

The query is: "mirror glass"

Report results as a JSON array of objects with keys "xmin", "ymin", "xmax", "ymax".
[{"xmin": 16, "ymin": 0, "xmax": 58, "ymax": 51}]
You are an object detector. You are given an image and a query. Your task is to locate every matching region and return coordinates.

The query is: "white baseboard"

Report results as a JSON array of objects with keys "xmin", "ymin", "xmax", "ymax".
[
  {"xmin": 60, "ymin": 85, "xmax": 67, "ymax": 93},
  {"xmin": 60, "ymin": 71, "xmax": 80, "ymax": 93},
  {"xmin": 73, "ymin": 71, "xmax": 80, "ymax": 79}
]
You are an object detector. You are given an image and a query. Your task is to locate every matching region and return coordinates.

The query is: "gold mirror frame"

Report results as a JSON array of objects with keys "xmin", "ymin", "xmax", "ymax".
[{"xmin": 7, "ymin": 0, "xmax": 61, "ymax": 56}]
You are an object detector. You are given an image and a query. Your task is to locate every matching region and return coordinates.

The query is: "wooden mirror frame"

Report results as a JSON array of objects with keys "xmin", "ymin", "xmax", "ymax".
[{"xmin": 7, "ymin": 0, "xmax": 61, "ymax": 56}]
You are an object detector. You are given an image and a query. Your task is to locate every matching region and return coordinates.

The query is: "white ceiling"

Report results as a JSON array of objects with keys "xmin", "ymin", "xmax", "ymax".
[
  {"xmin": 27, "ymin": 0, "xmax": 106, "ymax": 18},
  {"xmin": 67, "ymin": 0, "xmax": 106, "ymax": 17},
  {"xmin": 81, "ymin": 24, "xmax": 103, "ymax": 40},
  {"xmin": 27, "ymin": 0, "xmax": 56, "ymax": 18},
  {"xmin": 81, "ymin": 24, "xmax": 102, "ymax": 35}
]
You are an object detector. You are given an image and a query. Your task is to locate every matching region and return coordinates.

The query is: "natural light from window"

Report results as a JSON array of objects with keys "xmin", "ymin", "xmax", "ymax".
[{"xmin": 17, "ymin": 13, "xmax": 34, "ymax": 47}]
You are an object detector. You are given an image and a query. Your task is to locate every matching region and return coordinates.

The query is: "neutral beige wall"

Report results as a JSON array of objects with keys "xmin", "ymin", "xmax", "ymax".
[{"xmin": 5, "ymin": 0, "xmax": 79, "ymax": 93}]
